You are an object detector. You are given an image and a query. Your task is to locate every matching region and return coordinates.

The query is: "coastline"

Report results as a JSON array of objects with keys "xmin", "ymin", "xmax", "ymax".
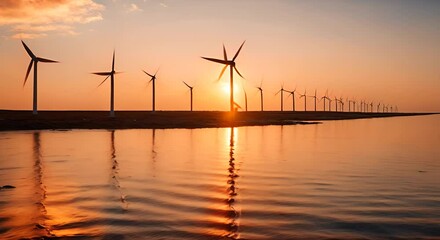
[{"xmin": 0, "ymin": 110, "xmax": 436, "ymax": 131}]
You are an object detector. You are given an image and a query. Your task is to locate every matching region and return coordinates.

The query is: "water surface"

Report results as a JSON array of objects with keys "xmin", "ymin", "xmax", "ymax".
[{"xmin": 1, "ymin": 115, "xmax": 439, "ymax": 239}]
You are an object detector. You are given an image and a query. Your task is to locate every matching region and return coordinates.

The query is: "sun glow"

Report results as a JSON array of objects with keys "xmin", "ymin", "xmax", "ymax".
[{"xmin": 221, "ymin": 82, "xmax": 240, "ymax": 95}]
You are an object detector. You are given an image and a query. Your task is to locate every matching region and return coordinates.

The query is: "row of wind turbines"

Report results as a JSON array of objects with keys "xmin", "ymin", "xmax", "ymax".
[
  {"xmin": 270, "ymin": 86, "xmax": 398, "ymax": 113},
  {"xmin": 20, "ymin": 40, "xmax": 397, "ymax": 116}
]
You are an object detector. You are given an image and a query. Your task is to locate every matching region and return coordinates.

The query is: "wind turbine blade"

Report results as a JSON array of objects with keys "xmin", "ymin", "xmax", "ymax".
[
  {"xmin": 97, "ymin": 75, "xmax": 110, "ymax": 87},
  {"xmin": 142, "ymin": 70, "xmax": 154, "ymax": 78},
  {"xmin": 155, "ymin": 67, "xmax": 160, "ymax": 76},
  {"xmin": 233, "ymin": 102, "xmax": 242, "ymax": 109},
  {"xmin": 183, "ymin": 81, "xmax": 191, "ymax": 88},
  {"xmin": 275, "ymin": 89, "xmax": 281, "ymax": 95},
  {"xmin": 223, "ymin": 44, "xmax": 228, "ymax": 61},
  {"xmin": 93, "ymin": 72, "xmax": 112, "ymax": 76},
  {"xmin": 23, "ymin": 60, "xmax": 33, "ymax": 87},
  {"xmin": 217, "ymin": 65, "xmax": 228, "ymax": 81},
  {"xmin": 232, "ymin": 40, "xmax": 246, "ymax": 61},
  {"xmin": 36, "ymin": 57, "xmax": 58, "ymax": 63},
  {"xmin": 234, "ymin": 66, "xmax": 244, "ymax": 79},
  {"xmin": 21, "ymin": 41, "xmax": 36, "ymax": 59},
  {"xmin": 202, "ymin": 57, "xmax": 229, "ymax": 65},
  {"xmin": 112, "ymin": 50, "xmax": 115, "ymax": 72}
]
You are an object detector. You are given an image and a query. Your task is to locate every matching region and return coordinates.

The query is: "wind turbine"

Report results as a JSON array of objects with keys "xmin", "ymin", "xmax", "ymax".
[
  {"xmin": 377, "ymin": 102, "xmax": 381, "ymax": 113},
  {"xmin": 202, "ymin": 41, "xmax": 246, "ymax": 112},
  {"xmin": 299, "ymin": 89, "xmax": 307, "ymax": 111},
  {"xmin": 21, "ymin": 41, "xmax": 58, "ymax": 115},
  {"xmin": 242, "ymin": 85, "xmax": 248, "ymax": 111},
  {"xmin": 287, "ymin": 87, "xmax": 297, "ymax": 111},
  {"xmin": 334, "ymin": 96, "xmax": 338, "ymax": 112},
  {"xmin": 256, "ymin": 81, "xmax": 264, "ymax": 111},
  {"xmin": 321, "ymin": 90, "xmax": 328, "ymax": 111},
  {"xmin": 183, "ymin": 81, "xmax": 194, "ymax": 111},
  {"xmin": 92, "ymin": 50, "xmax": 120, "ymax": 117},
  {"xmin": 370, "ymin": 102, "xmax": 373, "ymax": 113},
  {"xmin": 143, "ymin": 68, "xmax": 159, "ymax": 112},
  {"xmin": 347, "ymin": 98, "xmax": 352, "ymax": 112},
  {"xmin": 309, "ymin": 89, "xmax": 317, "ymax": 111},
  {"xmin": 339, "ymin": 97, "xmax": 344, "ymax": 112},
  {"xmin": 275, "ymin": 84, "xmax": 286, "ymax": 111}
]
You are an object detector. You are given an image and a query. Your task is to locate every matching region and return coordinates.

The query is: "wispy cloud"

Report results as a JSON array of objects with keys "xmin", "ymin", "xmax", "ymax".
[
  {"xmin": 160, "ymin": 2, "xmax": 168, "ymax": 8},
  {"xmin": 0, "ymin": 0, "xmax": 104, "ymax": 39},
  {"xmin": 126, "ymin": 3, "xmax": 143, "ymax": 13}
]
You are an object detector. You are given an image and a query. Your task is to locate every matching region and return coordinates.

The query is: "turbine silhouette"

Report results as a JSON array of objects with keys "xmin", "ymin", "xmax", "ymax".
[
  {"xmin": 183, "ymin": 81, "xmax": 194, "ymax": 111},
  {"xmin": 287, "ymin": 86, "xmax": 297, "ymax": 112},
  {"xmin": 275, "ymin": 84, "xmax": 286, "ymax": 111},
  {"xmin": 202, "ymin": 41, "xmax": 245, "ymax": 112},
  {"xmin": 299, "ymin": 89, "xmax": 307, "ymax": 111},
  {"xmin": 256, "ymin": 80, "xmax": 264, "ymax": 111},
  {"xmin": 21, "ymin": 41, "xmax": 58, "ymax": 115},
  {"xmin": 309, "ymin": 89, "xmax": 317, "ymax": 111},
  {"xmin": 143, "ymin": 68, "xmax": 159, "ymax": 112},
  {"xmin": 92, "ymin": 50, "xmax": 120, "ymax": 117},
  {"xmin": 242, "ymin": 85, "xmax": 248, "ymax": 111}
]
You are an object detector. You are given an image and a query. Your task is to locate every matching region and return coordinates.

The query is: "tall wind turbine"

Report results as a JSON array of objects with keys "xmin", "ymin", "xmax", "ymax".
[
  {"xmin": 256, "ymin": 81, "xmax": 264, "ymax": 111},
  {"xmin": 143, "ymin": 68, "xmax": 159, "ymax": 112},
  {"xmin": 183, "ymin": 81, "xmax": 194, "ymax": 111},
  {"xmin": 275, "ymin": 85, "xmax": 286, "ymax": 111},
  {"xmin": 309, "ymin": 89, "xmax": 317, "ymax": 111},
  {"xmin": 334, "ymin": 96, "xmax": 339, "ymax": 112},
  {"xmin": 21, "ymin": 41, "xmax": 58, "ymax": 115},
  {"xmin": 299, "ymin": 89, "xmax": 307, "ymax": 111},
  {"xmin": 202, "ymin": 41, "xmax": 246, "ymax": 112},
  {"xmin": 92, "ymin": 50, "xmax": 119, "ymax": 117},
  {"xmin": 377, "ymin": 102, "xmax": 381, "ymax": 113}
]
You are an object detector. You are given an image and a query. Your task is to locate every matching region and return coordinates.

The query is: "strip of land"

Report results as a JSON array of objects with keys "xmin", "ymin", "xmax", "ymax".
[{"xmin": 0, "ymin": 110, "xmax": 436, "ymax": 131}]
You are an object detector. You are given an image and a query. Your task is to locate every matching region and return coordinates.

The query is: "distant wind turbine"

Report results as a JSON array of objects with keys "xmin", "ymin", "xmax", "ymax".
[
  {"xmin": 347, "ymin": 98, "xmax": 352, "ymax": 112},
  {"xmin": 334, "ymin": 96, "xmax": 338, "ymax": 112},
  {"xmin": 287, "ymin": 87, "xmax": 297, "ymax": 111},
  {"xmin": 256, "ymin": 81, "xmax": 264, "ymax": 111},
  {"xmin": 309, "ymin": 89, "xmax": 317, "ymax": 111},
  {"xmin": 202, "ymin": 41, "xmax": 246, "ymax": 112},
  {"xmin": 143, "ymin": 68, "xmax": 159, "ymax": 112},
  {"xmin": 21, "ymin": 41, "xmax": 58, "ymax": 115},
  {"xmin": 275, "ymin": 84, "xmax": 286, "ymax": 111},
  {"xmin": 321, "ymin": 90, "xmax": 329, "ymax": 111},
  {"xmin": 242, "ymin": 85, "xmax": 248, "ymax": 111},
  {"xmin": 299, "ymin": 89, "xmax": 307, "ymax": 111},
  {"xmin": 377, "ymin": 102, "xmax": 381, "ymax": 113},
  {"xmin": 92, "ymin": 50, "xmax": 120, "ymax": 117},
  {"xmin": 183, "ymin": 81, "xmax": 194, "ymax": 111},
  {"xmin": 339, "ymin": 97, "xmax": 344, "ymax": 112}
]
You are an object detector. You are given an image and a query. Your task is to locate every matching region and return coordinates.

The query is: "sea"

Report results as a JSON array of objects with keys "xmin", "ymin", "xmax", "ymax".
[{"xmin": 0, "ymin": 115, "xmax": 439, "ymax": 239}]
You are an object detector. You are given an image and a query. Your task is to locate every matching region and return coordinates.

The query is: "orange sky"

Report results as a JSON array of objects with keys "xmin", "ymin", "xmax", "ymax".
[{"xmin": 0, "ymin": 0, "xmax": 439, "ymax": 112}]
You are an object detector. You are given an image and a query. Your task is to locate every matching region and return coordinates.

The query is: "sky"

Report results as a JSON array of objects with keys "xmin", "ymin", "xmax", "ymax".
[{"xmin": 0, "ymin": 0, "xmax": 439, "ymax": 112}]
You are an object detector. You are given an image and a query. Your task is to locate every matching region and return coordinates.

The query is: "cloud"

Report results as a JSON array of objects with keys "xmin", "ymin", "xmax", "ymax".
[
  {"xmin": 160, "ymin": 2, "xmax": 168, "ymax": 8},
  {"xmin": 127, "ymin": 3, "xmax": 142, "ymax": 12},
  {"xmin": 0, "ymin": 0, "xmax": 104, "ymax": 38}
]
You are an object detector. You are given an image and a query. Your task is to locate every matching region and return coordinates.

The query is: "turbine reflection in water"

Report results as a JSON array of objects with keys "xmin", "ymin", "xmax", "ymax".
[
  {"xmin": 32, "ymin": 132, "xmax": 53, "ymax": 237},
  {"xmin": 225, "ymin": 127, "xmax": 240, "ymax": 239},
  {"xmin": 109, "ymin": 130, "xmax": 127, "ymax": 209}
]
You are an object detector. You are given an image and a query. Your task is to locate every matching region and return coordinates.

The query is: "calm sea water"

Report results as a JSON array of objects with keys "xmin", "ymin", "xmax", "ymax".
[{"xmin": 0, "ymin": 115, "xmax": 439, "ymax": 239}]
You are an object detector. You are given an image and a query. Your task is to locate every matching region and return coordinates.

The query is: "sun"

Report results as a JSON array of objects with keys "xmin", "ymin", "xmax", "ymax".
[{"xmin": 221, "ymin": 82, "xmax": 240, "ymax": 95}]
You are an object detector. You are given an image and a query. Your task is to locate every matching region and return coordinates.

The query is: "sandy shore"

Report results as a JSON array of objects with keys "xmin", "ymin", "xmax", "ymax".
[{"xmin": 0, "ymin": 110, "xmax": 436, "ymax": 131}]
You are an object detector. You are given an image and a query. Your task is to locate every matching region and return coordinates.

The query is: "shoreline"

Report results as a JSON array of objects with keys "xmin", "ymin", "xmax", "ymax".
[{"xmin": 0, "ymin": 110, "xmax": 436, "ymax": 131}]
